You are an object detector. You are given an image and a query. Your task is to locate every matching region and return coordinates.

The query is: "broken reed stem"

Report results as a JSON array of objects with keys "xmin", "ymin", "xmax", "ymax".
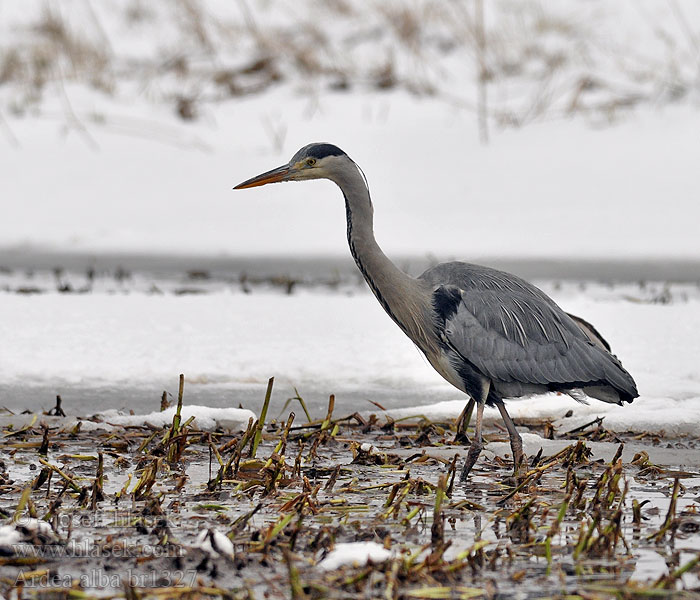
[
  {"xmin": 566, "ymin": 417, "xmax": 604, "ymax": 436},
  {"xmin": 611, "ymin": 443, "xmax": 624, "ymax": 465},
  {"xmin": 574, "ymin": 514, "xmax": 600, "ymax": 560},
  {"xmin": 251, "ymin": 377, "xmax": 274, "ymax": 458},
  {"xmin": 132, "ymin": 458, "xmax": 161, "ymax": 500},
  {"xmin": 171, "ymin": 374, "xmax": 185, "ymax": 436},
  {"xmin": 431, "ymin": 474, "xmax": 447, "ymax": 546},
  {"xmin": 168, "ymin": 419, "xmax": 194, "ymax": 464},
  {"xmin": 648, "ymin": 477, "xmax": 681, "ymax": 543},
  {"xmin": 284, "ymin": 548, "xmax": 307, "ymax": 600},
  {"xmin": 39, "ymin": 424, "xmax": 50, "ymax": 456},
  {"xmin": 138, "ymin": 429, "xmax": 160, "ymax": 453},
  {"xmin": 321, "ymin": 395, "xmax": 335, "ymax": 432},
  {"xmin": 384, "ymin": 559, "xmax": 400, "ymax": 600},
  {"xmin": 264, "ymin": 412, "xmax": 296, "ymax": 473},
  {"xmin": 32, "ymin": 468, "xmax": 50, "ymax": 492},
  {"xmin": 90, "ymin": 452, "xmax": 104, "ymax": 510},
  {"xmin": 233, "ymin": 418, "xmax": 256, "ymax": 476},
  {"xmin": 655, "ymin": 553, "xmax": 700, "ymax": 589},
  {"xmin": 13, "ymin": 486, "xmax": 33, "ymax": 522},
  {"xmin": 37, "ymin": 458, "xmax": 81, "ymax": 493},
  {"xmin": 285, "ymin": 388, "xmax": 312, "ymax": 423},
  {"xmin": 454, "ymin": 398, "xmax": 475, "ymax": 442},
  {"xmin": 208, "ymin": 434, "xmax": 224, "ymax": 468},
  {"xmin": 544, "ymin": 492, "xmax": 572, "ymax": 574},
  {"xmin": 159, "ymin": 374, "xmax": 187, "ymax": 461},
  {"xmin": 209, "ymin": 421, "xmax": 257, "ymax": 490},
  {"xmin": 445, "ymin": 454, "xmax": 458, "ymax": 497}
]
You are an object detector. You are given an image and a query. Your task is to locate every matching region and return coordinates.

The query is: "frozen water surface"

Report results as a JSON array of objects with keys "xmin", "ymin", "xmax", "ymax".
[{"xmin": 1, "ymin": 262, "xmax": 698, "ymax": 440}]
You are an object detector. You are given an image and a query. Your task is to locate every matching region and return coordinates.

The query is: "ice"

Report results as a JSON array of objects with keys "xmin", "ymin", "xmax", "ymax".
[{"xmin": 1, "ymin": 287, "xmax": 698, "ymax": 433}]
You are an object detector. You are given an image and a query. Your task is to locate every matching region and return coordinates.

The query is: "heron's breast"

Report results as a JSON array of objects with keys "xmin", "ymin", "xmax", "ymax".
[{"xmin": 423, "ymin": 348, "xmax": 468, "ymax": 394}]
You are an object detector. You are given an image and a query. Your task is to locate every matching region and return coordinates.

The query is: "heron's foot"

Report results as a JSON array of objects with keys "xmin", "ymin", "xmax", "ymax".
[
  {"xmin": 510, "ymin": 436, "xmax": 526, "ymax": 480},
  {"xmin": 459, "ymin": 439, "xmax": 483, "ymax": 482}
]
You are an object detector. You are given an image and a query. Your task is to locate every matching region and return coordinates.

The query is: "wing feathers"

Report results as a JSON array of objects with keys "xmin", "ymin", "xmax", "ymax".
[{"xmin": 423, "ymin": 263, "xmax": 638, "ymax": 401}]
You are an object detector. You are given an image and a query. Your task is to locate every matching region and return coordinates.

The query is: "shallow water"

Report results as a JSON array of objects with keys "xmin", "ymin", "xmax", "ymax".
[
  {"xmin": 3, "ymin": 248, "xmax": 700, "ymax": 283},
  {"xmin": 2, "ymin": 421, "xmax": 699, "ymax": 597},
  {"xmin": 0, "ymin": 380, "xmax": 457, "ymax": 420}
]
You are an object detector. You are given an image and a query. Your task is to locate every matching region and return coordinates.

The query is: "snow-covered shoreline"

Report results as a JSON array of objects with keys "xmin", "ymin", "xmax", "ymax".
[
  {"xmin": 2, "ymin": 2, "xmax": 698, "ymax": 465},
  {"xmin": 1, "ymin": 284, "xmax": 698, "ymax": 436}
]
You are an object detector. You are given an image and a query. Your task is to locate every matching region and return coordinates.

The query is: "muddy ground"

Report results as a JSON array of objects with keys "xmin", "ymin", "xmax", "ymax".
[{"xmin": 0, "ymin": 389, "xmax": 699, "ymax": 599}]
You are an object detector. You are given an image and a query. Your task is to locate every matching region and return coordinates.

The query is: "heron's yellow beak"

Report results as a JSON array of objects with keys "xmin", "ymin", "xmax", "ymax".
[{"xmin": 234, "ymin": 165, "xmax": 290, "ymax": 189}]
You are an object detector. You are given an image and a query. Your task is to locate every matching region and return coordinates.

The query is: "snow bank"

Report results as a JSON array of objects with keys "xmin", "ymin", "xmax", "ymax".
[
  {"xmin": 1, "ymin": 290, "xmax": 698, "ymax": 434},
  {"xmin": 2, "ymin": 286, "xmax": 699, "ymax": 434},
  {"xmin": 385, "ymin": 395, "xmax": 700, "ymax": 438},
  {"xmin": 96, "ymin": 405, "xmax": 255, "ymax": 431}
]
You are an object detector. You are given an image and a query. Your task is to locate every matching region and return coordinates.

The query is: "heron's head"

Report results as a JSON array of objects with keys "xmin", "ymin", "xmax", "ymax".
[{"xmin": 234, "ymin": 143, "xmax": 351, "ymax": 189}]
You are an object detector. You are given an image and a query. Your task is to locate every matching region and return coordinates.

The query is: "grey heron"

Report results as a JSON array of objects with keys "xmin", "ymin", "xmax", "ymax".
[{"xmin": 234, "ymin": 142, "xmax": 638, "ymax": 479}]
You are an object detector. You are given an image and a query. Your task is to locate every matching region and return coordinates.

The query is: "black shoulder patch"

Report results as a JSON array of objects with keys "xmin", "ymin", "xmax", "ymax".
[
  {"xmin": 306, "ymin": 143, "xmax": 346, "ymax": 159},
  {"xmin": 432, "ymin": 285, "xmax": 462, "ymax": 325}
]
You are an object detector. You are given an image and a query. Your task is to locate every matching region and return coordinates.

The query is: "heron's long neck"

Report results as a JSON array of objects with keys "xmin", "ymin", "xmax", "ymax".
[{"xmin": 330, "ymin": 165, "xmax": 434, "ymax": 348}]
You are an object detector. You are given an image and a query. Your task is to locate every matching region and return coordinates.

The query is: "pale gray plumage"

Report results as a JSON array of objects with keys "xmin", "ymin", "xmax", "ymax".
[
  {"xmin": 421, "ymin": 262, "xmax": 637, "ymax": 404},
  {"xmin": 235, "ymin": 142, "xmax": 639, "ymax": 479}
]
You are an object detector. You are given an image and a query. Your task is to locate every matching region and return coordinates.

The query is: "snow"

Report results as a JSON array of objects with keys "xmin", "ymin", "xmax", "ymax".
[
  {"xmin": 1, "ymin": 283, "xmax": 698, "ymax": 435},
  {"xmin": 0, "ymin": 526, "xmax": 21, "ymax": 548},
  {"xmin": 1, "ymin": 1, "xmax": 699, "ymax": 262},
  {"xmin": 2, "ymin": 94, "xmax": 699, "ymax": 261},
  {"xmin": 317, "ymin": 542, "xmax": 393, "ymax": 571},
  {"xmin": 387, "ymin": 395, "xmax": 700, "ymax": 438},
  {"xmin": 0, "ymin": 518, "xmax": 58, "ymax": 554},
  {"xmin": 16, "ymin": 518, "xmax": 55, "ymax": 536},
  {"xmin": 0, "ymin": 3, "xmax": 698, "ymax": 440},
  {"xmin": 96, "ymin": 406, "xmax": 255, "ymax": 432},
  {"xmin": 193, "ymin": 529, "xmax": 235, "ymax": 560}
]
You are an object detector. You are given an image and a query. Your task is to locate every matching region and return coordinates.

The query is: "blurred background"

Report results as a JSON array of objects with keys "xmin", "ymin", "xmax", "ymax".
[{"xmin": 1, "ymin": 1, "xmax": 698, "ymax": 415}]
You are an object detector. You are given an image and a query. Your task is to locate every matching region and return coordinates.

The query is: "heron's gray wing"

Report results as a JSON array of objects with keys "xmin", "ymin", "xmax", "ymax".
[
  {"xmin": 420, "ymin": 263, "xmax": 637, "ymax": 399},
  {"xmin": 435, "ymin": 285, "xmax": 636, "ymax": 397},
  {"xmin": 566, "ymin": 312, "xmax": 611, "ymax": 352}
]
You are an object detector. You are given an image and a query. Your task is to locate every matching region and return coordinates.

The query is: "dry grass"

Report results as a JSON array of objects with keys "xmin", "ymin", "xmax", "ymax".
[
  {"xmin": 0, "ymin": 0, "xmax": 698, "ymax": 137},
  {"xmin": 0, "ymin": 378, "xmax": 699, "ymax": 598}
]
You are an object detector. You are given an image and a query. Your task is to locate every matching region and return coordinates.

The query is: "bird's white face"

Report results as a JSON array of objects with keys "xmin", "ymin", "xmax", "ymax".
[
  {"xmin": 285, "ymin": 155, "xmax": 327, "ymax": 181},
  {"xmin": 234, "ymin": 142, "xmax": 352, "ymax": 189}
]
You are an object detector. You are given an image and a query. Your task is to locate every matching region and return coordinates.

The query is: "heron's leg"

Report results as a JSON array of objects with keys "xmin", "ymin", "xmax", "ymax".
[
  {"xmin": 494, "ymin": 399, "xmax": 525, "ymax": 474},
  {"xmin": 453, "ymin": 397, "xmax": 475, "ymax": 444},
  {"xmin": 459, "ymin": 401, "xmax": 484, "ymax": 482}
]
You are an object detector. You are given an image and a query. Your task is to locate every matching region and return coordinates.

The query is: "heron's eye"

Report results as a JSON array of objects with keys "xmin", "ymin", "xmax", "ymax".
[{"xmin": 306, "ymin": 158, "xmax": 316, "ymax": 166}]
